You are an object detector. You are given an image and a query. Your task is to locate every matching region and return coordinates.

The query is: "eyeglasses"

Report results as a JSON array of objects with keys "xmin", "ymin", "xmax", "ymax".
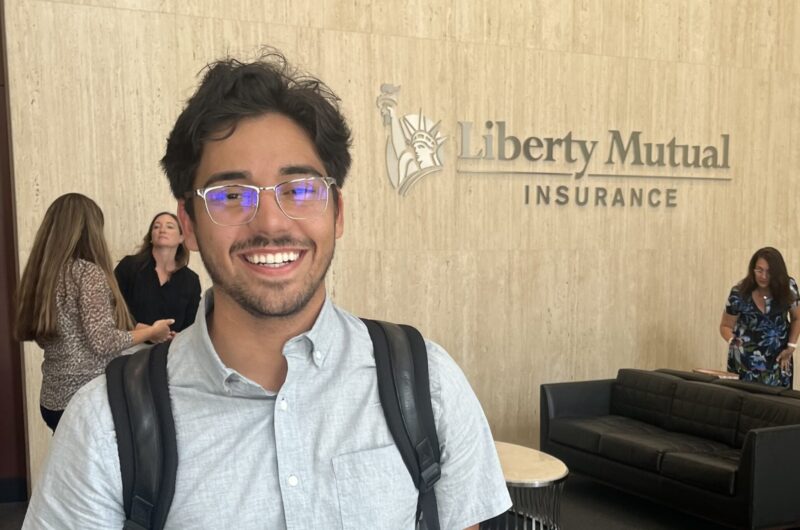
[
  {"xmin": 754, "ymin": 268, "xmax": 770, "ymax": 277},
  {"xmin": 190, "ymin": 176, "xmax": 336, "ymax": 226}
]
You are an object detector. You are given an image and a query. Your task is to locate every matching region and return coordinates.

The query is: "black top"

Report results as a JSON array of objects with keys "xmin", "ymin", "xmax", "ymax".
[{"xmin": 114, "ymin": 254, "xmax": 201, "ymax": 333}]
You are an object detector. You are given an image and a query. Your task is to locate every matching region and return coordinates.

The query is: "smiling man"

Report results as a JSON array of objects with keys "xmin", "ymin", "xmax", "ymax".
[{"xmin": 23, "ymin": 50, "xmax": 510, "ymax": 529}]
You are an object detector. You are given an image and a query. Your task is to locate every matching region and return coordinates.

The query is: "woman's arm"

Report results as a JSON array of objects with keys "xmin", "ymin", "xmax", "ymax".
[
  {"xmin": 777, "ymin": 306, "xmax": 800, "ymax": 371},
  {"xmin": 719, "ymin": 311, "xmax": 739, "ymax": 344}
]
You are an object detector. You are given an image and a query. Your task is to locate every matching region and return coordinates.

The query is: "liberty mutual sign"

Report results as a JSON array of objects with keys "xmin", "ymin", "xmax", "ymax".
[{"xmin": 377, "ymin": 85, "xmax": 732, "ymax": 208}]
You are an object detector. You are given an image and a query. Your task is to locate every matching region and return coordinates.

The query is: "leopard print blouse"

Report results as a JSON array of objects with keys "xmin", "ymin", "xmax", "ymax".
[{"xmin": 37, "ymin": 259, "xmax": 133, "ymax": 410}]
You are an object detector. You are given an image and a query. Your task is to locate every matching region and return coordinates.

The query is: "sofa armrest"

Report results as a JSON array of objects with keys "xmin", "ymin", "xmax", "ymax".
[
  {"xmin": 740, "ymin": 424, "xmax": 800, "ymax": 529},
  {"xmin": 539, "ymin": 379, "xmax": 614, "ymax": 449}
]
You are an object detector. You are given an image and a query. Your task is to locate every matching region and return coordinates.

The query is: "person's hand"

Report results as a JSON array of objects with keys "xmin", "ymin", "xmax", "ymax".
[
  {"xmin": 777, "ymin": 347, "xmax": 794, "ymax": 372},
  {"xmin": 148, "ymin": 319, "xmax": 175, "ymax": 343}
]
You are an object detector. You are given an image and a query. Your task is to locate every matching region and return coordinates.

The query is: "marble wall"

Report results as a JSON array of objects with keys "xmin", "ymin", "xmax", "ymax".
[{"xmin": 5, "ymin": 0, "xmax": 800, "ymax": 486}]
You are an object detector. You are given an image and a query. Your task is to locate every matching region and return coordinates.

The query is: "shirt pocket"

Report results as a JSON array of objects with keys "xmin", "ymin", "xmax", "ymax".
[{"xmin": 332, "ymin": 444, "xmax": 418, "ymax": 530}]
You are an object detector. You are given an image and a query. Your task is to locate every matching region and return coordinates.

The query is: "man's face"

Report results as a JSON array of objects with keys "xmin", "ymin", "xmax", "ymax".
[{"xmin": 179, "ymin": 113, "xmax": 344, "ymax": 319}]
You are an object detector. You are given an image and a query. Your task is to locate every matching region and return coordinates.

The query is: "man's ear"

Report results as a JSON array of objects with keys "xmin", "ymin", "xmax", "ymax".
[
  {"xmin": 178, "ymin": 200, "xmax": 199, "ymax": 252},
  {"xmin": 334, "ymin": 191, "xmax": 344, "ymax": 239}
]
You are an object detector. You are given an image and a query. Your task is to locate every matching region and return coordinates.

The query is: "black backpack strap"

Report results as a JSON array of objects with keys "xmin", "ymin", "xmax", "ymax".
[
  {"xmin": 106, "ymin": 343, "xmax": 177, "ymax": 530},
  {"xmin": 362, "ymin": 319, "xmax": 441, "ymax": 530}
]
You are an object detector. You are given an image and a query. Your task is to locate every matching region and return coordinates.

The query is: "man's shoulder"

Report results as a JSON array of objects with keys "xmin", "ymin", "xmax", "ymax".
[
  {"xmin": 67, "ymin": 373, "xmax": 113, "ymax": 420},
  {"xmin": 56, "ymin": 373, "xmax": 117, "ymax": 446},
  {"xmin": 330, "ymin": 303, "xmax": 458, "ymax": 370},
  {"xmin": 420, "ymin": 338, "xmax": 476, "ymax": 409}
]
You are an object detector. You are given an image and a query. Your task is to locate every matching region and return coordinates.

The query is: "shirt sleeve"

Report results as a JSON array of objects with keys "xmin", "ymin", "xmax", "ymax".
[
  {"xmin": 22, "ymin": 378, "xmax": 126, "ymax": 529},
  {"xmin": 789, "ymin": 278, "xmax": 799, "ymax": 311},
  {"xmin": 77, "ymin": 261, "xmax": 133, "ymax": 357},
  {"xmin": 427, "ymin": 341, "xmax": 512, "ymax": 528},
  {"xmin": 725, "ymin": 287, "xmax": 741, "ymax": 316}
]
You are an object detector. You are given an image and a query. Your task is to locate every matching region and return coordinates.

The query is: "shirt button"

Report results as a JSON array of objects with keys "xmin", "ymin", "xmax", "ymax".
[
  {"xmin": 279, "ymin": 398, "xmax": 288, "ymax": 411},
  {"xmin": 314, "ymin": 350, "xmax": 322, "ymax": 361},
  {"xmin": 287, "ymin": 475, "xmax": 299, "ymax": 487}
]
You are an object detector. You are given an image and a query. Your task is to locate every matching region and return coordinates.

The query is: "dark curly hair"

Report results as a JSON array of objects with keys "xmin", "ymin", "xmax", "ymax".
[{"xmin": 161, "ymin": 48, "xmax": 352, "ymax": 219}]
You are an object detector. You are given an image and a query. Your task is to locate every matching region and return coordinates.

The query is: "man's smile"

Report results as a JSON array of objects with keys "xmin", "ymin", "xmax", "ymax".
[{"xmin": 242, "ymin": 250, "xmax": 302, "ymax": 267}]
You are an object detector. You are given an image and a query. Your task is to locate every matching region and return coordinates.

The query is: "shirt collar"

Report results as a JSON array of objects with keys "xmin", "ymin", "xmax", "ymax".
[
  {"xmin": 187, "ymin": 289, "xmax": 341, "ymax": 395},
  {"xmin": 298, "ymin": 295, "xmax": 339, "ymax": 368}
]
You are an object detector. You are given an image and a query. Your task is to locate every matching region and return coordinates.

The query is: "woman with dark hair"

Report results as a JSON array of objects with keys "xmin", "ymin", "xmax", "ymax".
[
  {"xmin": 115, "ymin": 212, "xmax": 201, "ymax": 333},
  {"xmin": 720, "ymin": 247, "xmax": 800, "ymax": 387},
  {"xmin": 16, "ymin": 194, "xmax": 174, "ymax": 431}
]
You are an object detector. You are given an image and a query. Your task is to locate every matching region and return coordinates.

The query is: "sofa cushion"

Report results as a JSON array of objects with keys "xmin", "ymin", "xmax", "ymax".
[
  {"xmin": 668, "ymin": 381, "xmax": 743, "ymax": 446},
  {"xmin": 610, "ymin": 369, "xmax": 679, "ymax": 428},
  {"xmin": 549, "ymin": 415, "xmax": 665, "ymax": 453},
  {"xmin": 598, "ymin": 431, "xmax": 731, "ymax": 472},
  {"xmin": 660, "ymin": 449, "xmax": 741, "ymax": 496},
  {"xmin": 736, "ymin": 394, "xmax": 800, "ymax": 447}
]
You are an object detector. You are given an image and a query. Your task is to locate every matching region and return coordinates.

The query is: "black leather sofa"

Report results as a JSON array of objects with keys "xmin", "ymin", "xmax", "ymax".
[{"xmin": 540, "ymin": 369, "xmax": 800, "ymax": 529}]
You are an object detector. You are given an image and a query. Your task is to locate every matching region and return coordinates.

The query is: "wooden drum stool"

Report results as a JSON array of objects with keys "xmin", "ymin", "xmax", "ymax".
[{"xmin": 481, "ymin": 441, "xmax": 569, "ymax": 530}]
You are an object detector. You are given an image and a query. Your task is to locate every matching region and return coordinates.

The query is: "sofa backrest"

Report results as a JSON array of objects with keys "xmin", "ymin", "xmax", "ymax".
[
  {"xmin": 655, "ymin": 368, "xmax": 718, "ymax": 383},
  {"xmin": 713, "ymin": 379, "xmax": 784, "ymax": 395},
  {"xmin": 611, "ymin": 369, "xmax": 679, "ymax": 428},
  {"xmin": 668, "ymin": 380, "xmax": 743, "ymax": 446},
  {"xmin": 736, "ymin": 394, "xmax": 800, "ymax": 447},
  {"xmin": 611, "ymin": 369, "xmax": 800, "ymax": 446}
]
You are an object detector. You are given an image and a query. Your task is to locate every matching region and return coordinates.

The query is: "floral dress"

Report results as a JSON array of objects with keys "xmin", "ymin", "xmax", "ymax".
[{"xmin": 725, "ymin": 278, "xmax": 799, "ymax": 388}]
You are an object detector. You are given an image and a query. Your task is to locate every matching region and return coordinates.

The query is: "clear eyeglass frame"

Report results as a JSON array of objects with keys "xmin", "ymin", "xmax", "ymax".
[{"xmin": 191, "ymin": 176, "xmax": 337, "ymax": 226}]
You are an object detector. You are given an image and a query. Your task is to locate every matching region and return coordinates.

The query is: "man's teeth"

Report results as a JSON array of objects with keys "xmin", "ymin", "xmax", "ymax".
[{"xmin": 246, "ymin": 251, "xmax": 300, "ymax": 266}]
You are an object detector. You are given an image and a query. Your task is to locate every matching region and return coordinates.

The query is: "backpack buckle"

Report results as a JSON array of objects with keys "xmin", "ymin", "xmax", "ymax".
[
  {"xmin": 416, "ymin": 438, "xmax": 441, "ymax": 492},
  {"xmin": 419, "ymin": 461, "xmax": 441, "ymax": 492}
]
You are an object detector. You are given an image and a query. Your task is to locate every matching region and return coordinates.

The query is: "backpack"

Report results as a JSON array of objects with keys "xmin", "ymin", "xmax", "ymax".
[{"xmin": 106, "ymin": 319, "xmax": 442, "ymax": 530}]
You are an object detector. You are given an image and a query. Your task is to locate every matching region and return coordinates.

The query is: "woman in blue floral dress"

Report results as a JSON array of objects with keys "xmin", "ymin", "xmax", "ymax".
[{"xmin": 720, "ymin": 247, "xmax": 800, "ymax": 387}]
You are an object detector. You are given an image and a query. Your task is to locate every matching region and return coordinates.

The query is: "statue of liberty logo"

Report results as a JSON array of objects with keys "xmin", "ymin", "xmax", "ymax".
[{"xmin": 376, "ymin": 84, "xmax": 446, "ymax": 196}]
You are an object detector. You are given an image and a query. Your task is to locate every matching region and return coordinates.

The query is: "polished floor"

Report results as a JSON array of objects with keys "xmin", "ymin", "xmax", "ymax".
[
  {"xmin": 560, "ymin": 473, "xmax": 729, "ymax": 529},
  {"xmin": 0, "ymin": 476, "xmax": 733, "ymax": 530}
]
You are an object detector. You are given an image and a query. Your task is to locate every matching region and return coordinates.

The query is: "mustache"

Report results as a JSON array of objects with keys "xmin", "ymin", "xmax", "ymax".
[{"xmin": 230, "ymin": 235, "xmax": 310, "ymax": 253}]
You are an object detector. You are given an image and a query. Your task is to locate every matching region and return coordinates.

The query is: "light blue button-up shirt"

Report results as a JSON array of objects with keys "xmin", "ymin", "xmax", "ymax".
[{"xmin": 24, "ymin": 291, "xmax": 511, "ymax": 529}]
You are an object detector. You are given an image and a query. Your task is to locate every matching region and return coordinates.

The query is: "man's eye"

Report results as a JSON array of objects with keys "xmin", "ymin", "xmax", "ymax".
[{"xmin": 284, "ymin": 185, "xmax": 315, "ymax": 199}]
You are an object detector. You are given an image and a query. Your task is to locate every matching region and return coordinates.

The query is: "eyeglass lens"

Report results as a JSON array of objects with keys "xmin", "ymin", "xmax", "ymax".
[{"xmin": 204, "ymin": 178, "xmax": 330, "ymax": 225}]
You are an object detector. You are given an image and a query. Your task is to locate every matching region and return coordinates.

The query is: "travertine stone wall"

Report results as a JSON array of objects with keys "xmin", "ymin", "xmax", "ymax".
[{"xmin": 5, "ymin": 0, "xmax": 800, "ymax": 487}]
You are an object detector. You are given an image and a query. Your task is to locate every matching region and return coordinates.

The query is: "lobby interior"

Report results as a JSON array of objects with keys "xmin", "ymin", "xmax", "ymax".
[{"xmin": 2, "ymin": 1, "xmax": 800, "ymax": 528}]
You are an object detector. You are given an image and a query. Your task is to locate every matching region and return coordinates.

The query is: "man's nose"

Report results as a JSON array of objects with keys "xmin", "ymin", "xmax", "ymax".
[{"xmin": 253, "ymin": 191, "xmax": 293, "ymax": 230}]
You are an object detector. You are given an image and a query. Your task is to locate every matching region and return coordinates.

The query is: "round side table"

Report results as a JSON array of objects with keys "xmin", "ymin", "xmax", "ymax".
[{"xmin": 481, "ymin": 441, "xmax": 569, "ymax": 530}]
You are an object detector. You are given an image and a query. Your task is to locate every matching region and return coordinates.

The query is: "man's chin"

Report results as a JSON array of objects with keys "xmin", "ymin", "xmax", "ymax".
[{"xmin": 226, "ymin": 285, "xmax": 319, "ymax": 320}]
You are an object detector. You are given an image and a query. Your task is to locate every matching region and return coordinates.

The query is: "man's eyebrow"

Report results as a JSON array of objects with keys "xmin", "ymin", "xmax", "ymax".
[
  {"xmin": 202, "ymin": 171, "xmax": 250, "ymax": 187},
  {"xmin": 279, "ymin": 165, "xmax": 324, "ymax": 178}
]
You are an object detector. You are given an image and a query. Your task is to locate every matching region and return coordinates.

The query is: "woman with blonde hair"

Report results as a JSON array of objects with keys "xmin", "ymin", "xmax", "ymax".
[
  {"xmin": 115, "ymin": 211, "xmax": 201, "ymax": 333},
  {"xmin": 16, "ymin": 193, "xmax": 174, "ymax": 431}
]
